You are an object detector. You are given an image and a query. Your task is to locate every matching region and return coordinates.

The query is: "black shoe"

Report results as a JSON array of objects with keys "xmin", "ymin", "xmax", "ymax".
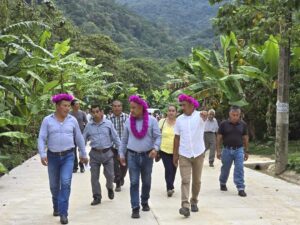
[
  {"xmin": 91, "ymin": 198, "xmax": 101, "ymax": 206},
  {"xmin": 108, "ymin": 188, "xmax": 114, "ymax": 200},
  {"xmin": 80, "ymin": 167, "xmax": 85, "ymax": 173},
  {"xmin": 179, "ymin": 207, "xmax": 190, "ymax": 217},
  {"xmin": 167, "ymin": 189, "xmax": 174, "ymax": 197},
  {"xmin": 191, "ymin": 204, "xmax": 199, "ymax": 212},
  {"xmin": 73, "ymin": 169, "xmax": 77, "ymax": 173},
  {"xmin": 60, "ymin": 215, "xmax": 68, "ymax": 224},
  {"xmin": 115, "ymin": 185, "xmax": 121, "ymax": 192},
  {"xmin": 131, "ymin": 208, "xmax": 140, "ymax": 219},
  {"xmin": 120, "ymin": 179, "xmax": 125, "ymax": 186},
  {"xmin": 53, "ymin": 211, "xmax": 59, "ymax": 217},
  {"xmin": 238, "ymin": 190, "xmax": 247, "ymax": 197},
  {"xmin": 142, "ymin": 203, "xmax": 150, "ymax": 211},
  {"xmin": 220, "ymin": 184, "xmax": 228, "ymax": 191}
]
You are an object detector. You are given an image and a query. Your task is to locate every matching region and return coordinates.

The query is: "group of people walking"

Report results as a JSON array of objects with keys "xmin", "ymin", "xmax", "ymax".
[{"xmin": 38, "ymin": 93, "xmax": 249, "ymax": 224}]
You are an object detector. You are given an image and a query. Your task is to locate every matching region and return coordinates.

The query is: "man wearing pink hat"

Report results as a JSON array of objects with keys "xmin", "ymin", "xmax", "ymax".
[
  {"xmin": 38, "ymin": 93, "xmax": 88, "ymax": 224},
  {"xmin": 173, "ymin": 94, "xmax": 207, "ymax": 217}
]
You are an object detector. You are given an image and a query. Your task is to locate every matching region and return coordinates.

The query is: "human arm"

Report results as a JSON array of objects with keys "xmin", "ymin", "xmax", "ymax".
[
  {"xmin": 173, "ymin": 135, "xmax": 180, "ymax": 167},
  {"xmin": 38, "ymin": 117, "xmax": 48, "ymax": 166},
  {"xmin": 243, "ymin": 135, "xmax": 249, "ymax": 161},
  {"xmin": 216, "ymin": 134, "xmax": 223, "ymax": 160},
  {"xmin": 74, "ymin": 119, "xmax": 88, "ymax": 163}
]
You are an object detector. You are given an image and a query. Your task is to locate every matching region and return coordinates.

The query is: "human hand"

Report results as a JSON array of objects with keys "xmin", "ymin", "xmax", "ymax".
[
  {"xmin": 244, "ymin": 152, "xmax": 249, "ymax": 161},
  {"xmin": 173, "ymin": 154, "xmax": 179, "ymax": 167},
  {"xmin": 217, "ymin": 152, "xmax": 221, "ymax": 160},
  {"xmin": 119, "ymin": 157, "xmax": 126, "ymax": 166},
  {"xmin": 80, "ymin": 157, "xmax": 89, "ymax": 165},
  {"xmin": 41, "ymin": 157, "xmax": 48, "ymax": 166},
  {"xmin": 148, "ymin": 149, "xmax": 157, "ymax": 159},
  {"xmin": 200, "ymin": 111, "xmax": 208, "ymax": 121}
]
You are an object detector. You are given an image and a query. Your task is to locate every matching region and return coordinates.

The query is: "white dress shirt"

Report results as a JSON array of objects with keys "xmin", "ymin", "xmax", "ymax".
[
  {"xmin": 204, "ymin": 118, "xmax": 219, "ymax": 132},
  {"xmin": 174, "ymin": 110, "xmax": 206, "ymax": 158}
]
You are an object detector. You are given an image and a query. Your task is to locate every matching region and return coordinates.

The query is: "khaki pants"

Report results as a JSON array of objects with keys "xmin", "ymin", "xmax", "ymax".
[{"xmin": 179, "ymin": 153, "xmax": 205, "ymax": 208}]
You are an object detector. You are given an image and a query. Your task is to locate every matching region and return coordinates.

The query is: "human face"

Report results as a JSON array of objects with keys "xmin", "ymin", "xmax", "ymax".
[
  {"xmin": 229, "ymin": 110, "xmax": 241, "ymax": 123},
  {"xmin": 56, "ymin": 100, "xmax": 71, "ymax": 118},
  {"xmin": 91, "ymin": 107, "xmax": 104, "ymax": 121},
  {"xmin": 167, "ymin": 106, "xmax": 177, "ymax": 119},
  {"xmin": 208, "ymin": 112, "xmax": 215, "ymax": 120},
  {"xmin": 180, "ymin": 101, "xmax": 194, "ymax": 116},
  {"xmin": 72, "ymin": 102, "xmax": 80, "ymax": 111},
  {"xmin": 130, "ymin": 102, "xmax": 143, "ymax": 118},
  {"xmin": 112, "ymin": 101, "xmax": 123, "ymax": 116}
]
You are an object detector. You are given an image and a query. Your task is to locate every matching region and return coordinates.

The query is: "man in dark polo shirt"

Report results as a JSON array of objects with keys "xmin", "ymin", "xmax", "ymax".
[{"xmin": 216, "ymin": 105, "xmax": 249, "ymax": 197}]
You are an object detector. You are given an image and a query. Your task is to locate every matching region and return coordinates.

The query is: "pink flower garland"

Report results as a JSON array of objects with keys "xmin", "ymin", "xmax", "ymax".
[
  {"xmin": 178, "ymin": 94, "xmax": 200, "ymax": 108},
  {"xmin": 51, "ymin": 93, "xmax": 74, "ymax": 103},
  {"xmin": 129, "ymin": 95, "xmax": 149, "ymax": 139}
]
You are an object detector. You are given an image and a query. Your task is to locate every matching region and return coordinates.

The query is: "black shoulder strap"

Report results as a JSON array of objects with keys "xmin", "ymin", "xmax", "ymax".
[{"xmin": 161, "ymin": 118, "xmax": 167, "ymax": 132}]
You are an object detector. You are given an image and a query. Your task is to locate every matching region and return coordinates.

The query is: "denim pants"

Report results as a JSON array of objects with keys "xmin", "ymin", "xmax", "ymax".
[
  {"xmin": 47, "ymin": 150, "xmax": 74, "ymax": 216},
  {"xmin": 127, "ymin": 150, "xmax": 153, "ymax": 209},
  {"xmin": 160, "ymin": 151, "xmax": 177, "ymax": 191},
  {"xmin": 219, "ymin": 147, "xmax": 245, "ymax": 190}
]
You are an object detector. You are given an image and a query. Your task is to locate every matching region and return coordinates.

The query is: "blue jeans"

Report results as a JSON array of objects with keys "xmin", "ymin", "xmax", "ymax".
[
  {"xmin": 219, "ymin": 147, "xmax": 245, "ymax": 190},
  {"xmin": 160, "ymin": 151, "xmax": 177, "ymax": 191},
  {"xmin": 47, "ymin": 151, "xmax": 74, "ymax": 216},
  {"xmin": 127, "ymin": 150, "xmax": 153, "ymax": 209}
]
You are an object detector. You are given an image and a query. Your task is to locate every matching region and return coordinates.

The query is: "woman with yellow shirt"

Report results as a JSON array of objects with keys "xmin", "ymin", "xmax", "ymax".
[{"xmin": 159, "ymin": 105, "xmax": 177, "ymax": 197}]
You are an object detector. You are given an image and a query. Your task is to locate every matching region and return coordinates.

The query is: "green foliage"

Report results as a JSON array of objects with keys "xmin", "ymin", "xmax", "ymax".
[
  {"xmin": 116, "ymin": 0, "xmax": 221, "ymax": 53},
  {"xmin": 55, "ymin": 0, "xmax": 184, "ymax": 59}
]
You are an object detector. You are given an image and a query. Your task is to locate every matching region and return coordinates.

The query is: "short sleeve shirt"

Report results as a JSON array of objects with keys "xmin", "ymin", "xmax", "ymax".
[{"xmin": 218, "ymin": 120, "xmax": 248, "ymax": 147}]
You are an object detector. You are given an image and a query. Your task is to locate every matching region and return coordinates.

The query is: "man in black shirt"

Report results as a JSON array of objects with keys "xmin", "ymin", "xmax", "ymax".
[{"xmin": 216, "ymin": 106, "xmax": 249, "ymax": 197}]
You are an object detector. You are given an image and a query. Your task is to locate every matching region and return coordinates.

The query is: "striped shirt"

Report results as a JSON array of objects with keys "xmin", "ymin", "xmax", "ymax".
[{"xmin": 109, "ymin": 113, "xmax": 129, "ymax": 139}]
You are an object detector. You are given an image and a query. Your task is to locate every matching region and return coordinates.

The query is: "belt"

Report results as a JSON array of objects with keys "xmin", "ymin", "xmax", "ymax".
[
  {"xmin": 48, "ymin": 149, "xmax": 73, "ymax": 156},
  {"xmin": 224, "ymin": 146, "xmax": 243, "ymax": 150},
  {"xmin": 204, "ymin": 131, "xmax": 215, "ymax": 134},
  {"xmin": 91, "ymin": 147, "xmax": 111, "ymax": 153},
  {"xmin": 128, "ymin": 149, "xmax": 152, "ymax": 155}
]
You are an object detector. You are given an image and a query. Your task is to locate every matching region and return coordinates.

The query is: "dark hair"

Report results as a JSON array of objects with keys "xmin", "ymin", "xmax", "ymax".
[
  {"xmin": 112, "ymin": 100, "xmax": 122, "ymax": 106},
  {"xmin": 230, "ymin": 105, "xmax": 241, "ymax": 112},
  {"xmin": 91, "ymin": 104, "xmax": 103, "ymax": 111},
  {"xmin": 168, "ymin": 104, "xmax": 177, "ymax": 111},
  {"xmin": 71, "ymin": 99, "xmax": 78, "ymax": 106}
]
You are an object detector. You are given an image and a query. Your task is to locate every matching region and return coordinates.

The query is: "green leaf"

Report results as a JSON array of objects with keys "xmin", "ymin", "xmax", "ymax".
[
  {"xmin": 53, "ymin": 39, "xmax": 71, "ymax": 57},
  {"xmin": 27, "ymin": 71, "xmax": 45, "ymax": 84},
  {"xmin": 0, "ymin": 162, "xmax": 7, "ymax": 174},
  {"xmin": 39, "ymin": 30, "xmax": 52, "ymax": 47},
  {"xmin": 0, "ymin": 131, "xmax": 30, "ymax": 139},
  {"xmin": 0, "ymin": 116, "xmax": 27, "ymax": 127},
  {"xmin": 262, "ymin": 35, "xmax": 279, "ymax": 77},
  {"xmin": 43, "ymin": 80, "xmax": 59, "ymax": 93}
]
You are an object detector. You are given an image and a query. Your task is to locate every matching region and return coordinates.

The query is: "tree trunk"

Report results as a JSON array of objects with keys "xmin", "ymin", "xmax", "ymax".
[{"xmin": 275, "ymin": 43, "xmax": 290, "ymax": 175}]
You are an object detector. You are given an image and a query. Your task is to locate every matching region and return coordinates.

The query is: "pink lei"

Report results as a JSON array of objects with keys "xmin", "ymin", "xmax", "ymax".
[{"xmin": 129, "ymin": 95, "xmax": 149, "ymax": 139}]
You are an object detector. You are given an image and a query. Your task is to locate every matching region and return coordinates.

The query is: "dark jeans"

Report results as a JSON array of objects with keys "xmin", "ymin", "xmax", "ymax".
[
  {"xmin": 73, "ymin": 146, "xmax": 83, "ymax": 170},
  {"xmin": 47, "ymin": 150, "xmax": 74, "ymax": 216},
  {"xmin": 127, "ymin": 150, "xmax": 153, "ymax": 209},
  {"xmin": 112, "ymin": 148, "xmax": 127, "ymax": 186},
  {"xmin": 160, "ymin": 151, "xmax": 177, "ymax": 191}
]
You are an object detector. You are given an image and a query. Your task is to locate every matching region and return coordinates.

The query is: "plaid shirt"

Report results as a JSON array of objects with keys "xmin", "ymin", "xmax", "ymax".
[{"xmin": 109, "ymin": 112, "xmax": 129, "ymax": 144}]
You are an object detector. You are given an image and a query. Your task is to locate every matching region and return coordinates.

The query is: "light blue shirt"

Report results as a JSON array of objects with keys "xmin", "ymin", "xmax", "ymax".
[
  {"xmin": 119, "ymin": 115, "xmax": 161, "ymax": 158},
  {"xmin": 38, "ymin": 114, "xmax": 87, "ymax": 159},
  {"xmin": 83, "ymin": 118, "xmax": 121, "ymax": 149}
]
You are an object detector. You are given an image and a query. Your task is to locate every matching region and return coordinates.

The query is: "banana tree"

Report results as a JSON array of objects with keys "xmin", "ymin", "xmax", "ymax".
[
  {"xmin": 168, "ymin": 32, "xmax": 248, "ymax": 107},
  {"xmin": 237, "ymin": 35, "xmax": 279, "ymax": 137}
]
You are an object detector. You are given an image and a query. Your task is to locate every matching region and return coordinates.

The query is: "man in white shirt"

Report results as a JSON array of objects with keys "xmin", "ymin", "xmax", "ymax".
[
  {"xmin": 173, "ymin": 94, "xmax": 207, "ymax": 217},
  {"xmin": 204, "ymin": 109, "xmax": 219, "ymax": 167}
]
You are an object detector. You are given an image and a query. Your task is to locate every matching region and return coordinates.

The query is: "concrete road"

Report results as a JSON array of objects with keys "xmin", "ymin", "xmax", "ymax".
[{"xmin": 1, "ymin": 152, "xmax": 300, "ymax": 225}]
